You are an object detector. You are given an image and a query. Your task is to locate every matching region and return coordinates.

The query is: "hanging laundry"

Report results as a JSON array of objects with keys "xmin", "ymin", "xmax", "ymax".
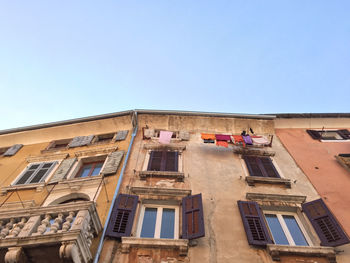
[
  {"xmin": 243, "ymin": 135, "xmax": 253, "ymax": 145},
  {"xmin": 159, "ymin": 131, "xmax": 173, "ymax": 144},
  {"xmin": 231, "ymin": 135, "xmax": 246, "ymax": 147},
  {"xmin": 201, "ymin": 133, "xmax": 216, "ymax": 140},
  {"xmin": 215, "ymin": 134, "xmax": 231, "ymax": 141},
  {"xmin": 216, "ymin": 141, "xmax": 228, "ymax": 148},
  {"xmin": 204, "ymin": 139, "xmax": 215, "ymax": 143},
  {"xmin": 251, "ymin": 136, "xmax": 269, "ymax": 145}
]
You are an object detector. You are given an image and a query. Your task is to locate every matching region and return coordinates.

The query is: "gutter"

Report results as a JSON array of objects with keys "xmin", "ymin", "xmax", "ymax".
[
  {"xmin": 0, "ymin": 109, "xmax": 275, "ymax": 135},
  {"xmin": 93, "ymin": 111, "xmax": 138, "ymax": 263}
]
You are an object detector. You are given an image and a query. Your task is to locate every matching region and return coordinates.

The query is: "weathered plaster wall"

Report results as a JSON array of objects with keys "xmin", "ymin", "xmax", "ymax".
[{"xmin": 100, "ymin": 114, "xmax": 338, "ymax": 263}]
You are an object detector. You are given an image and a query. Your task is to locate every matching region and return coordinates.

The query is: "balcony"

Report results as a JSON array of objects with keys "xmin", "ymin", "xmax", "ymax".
[{"xmin": 0, "ymin": 201, "xmax": 102, "ymax": 263}]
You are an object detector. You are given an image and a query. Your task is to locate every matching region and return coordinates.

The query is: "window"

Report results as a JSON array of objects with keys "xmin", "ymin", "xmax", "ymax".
[
  {"xmin": 75, "ymin": 161, "xmax": 104, "ymax": 178},
  {"xmin": 137, "ymin": 205, "xmax": 179, "ymax": 239},
  {"xmin": 264, "ymin": 212, "xmax": 310, "ymax": 246},
  {"xmin": 46, "ymin": 139, "xmax": 71, "ymax": 151},
  {"xmin": 244, "ymin": 156, "xmax": 280, "ymax": 178},
  {"xmin": 335, "ymin": 153, "xmax": 350, "ymax": 172},
  {"xmin": 14, "ymin": 162, "xmax": 57, "ymax": 185},
  {"xmin": 147, "ymin": 151, "xmax": 178, "ymax": 172},
  {"xmin": 93, "ymin": 133, "xmax": 115, "ymax": 144},
  {"xmin": 0, "ymin": 147, "xmax": 10, "ymax": 156},
  {"xmin": 154, "ymin": 130, "xmax": 178, "ymax": 139},
  {"xmin": 307, "ymin": 129, "xmax": 350, "ymax": 141}
]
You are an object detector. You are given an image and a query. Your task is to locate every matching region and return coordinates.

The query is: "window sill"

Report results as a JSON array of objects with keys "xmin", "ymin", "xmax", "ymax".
[
  {"xmin": 121, "ymin": 237, "xmax": 188, "ymax": 256},
  {"xmin": 267, "ymin": 244, "xmax": 336, "ymax": 263},
  {"xmin": 2, "ymin": 182, "xmax": 46, "ymax": 195},
  {"xmin": 138, "ymin": 171, "xmax": 185, "ymax": 181},
  {"xmin": 246, "ymin": 176, "xmax": 291, "ymax": 188},
  {"xmin": 233, "ymin": 146, "xmax": 275, "ymax": 156},
  {"xmin": 320, "ymin": 139, "xmax": 350, "ymax": 143}
]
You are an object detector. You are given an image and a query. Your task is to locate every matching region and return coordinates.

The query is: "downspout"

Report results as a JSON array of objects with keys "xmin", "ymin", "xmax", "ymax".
[{"xmin": 93, "ymin": 110, "xmax": 138, "ymax": 263}]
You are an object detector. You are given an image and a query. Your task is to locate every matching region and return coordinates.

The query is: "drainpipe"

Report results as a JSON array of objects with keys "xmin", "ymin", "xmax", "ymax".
[{"xmin": 93, "ymin": 110, "xmax": 138, "ymax": 263}]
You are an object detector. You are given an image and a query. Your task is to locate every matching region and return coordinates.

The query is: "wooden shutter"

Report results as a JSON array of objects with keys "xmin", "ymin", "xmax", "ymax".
[
  {"xmin": 147, "ymin": 151, "xmax": 162, "ymax": 171},
  {"xmin": 106, "ymin": 194, "xmax": 138, "ymax": 238},
  {"xmin": 101, "ymin": 151, "xmax": 124, "ymax": 176},
  {"xmin": 237, "ymin": 200, "xmax": 272, "ymax": 246},
  {"xmin": 115, "ymin": 130, "xmax": 129, "ymax": 141},
  {"xmin": 68, "ymin": 135, "xmax": 94, "ymax": 148},
  {"xmin": 337, "ymin": 129, "xmax": 350, "ymax": 140},
  {"xmin": 260, "ymin": 157, "xmax": 280, "ymax": 178},
  {"xmin": 3, "ymin": 144, "xmax": 23, "ymax": 156},
  {"xmin": 244, "ymin": 156, "xmax": 264, "ymax": 177},
  {"xmin": 49, "ymin": 158, "xmax": 77, "ymax": 183},
  {"xmin": 302, "ymin": 199, "xmax": 350, "ymax": 247},
  {"xmin": 182, "ymin": 194, "xmax": 205, "ymax": 240},
  {"xmin": 165, "ymin": 151, "xmax": 178, "ymax": 172},
  {"xmin": 306, "ymin": 130, "xmax": 321, "ymax": 140}
]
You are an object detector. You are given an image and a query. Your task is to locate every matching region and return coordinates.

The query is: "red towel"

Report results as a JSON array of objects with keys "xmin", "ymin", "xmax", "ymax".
[{"xmin": 216, "ymin": 141, "xmax": 228, "ymax": 148}]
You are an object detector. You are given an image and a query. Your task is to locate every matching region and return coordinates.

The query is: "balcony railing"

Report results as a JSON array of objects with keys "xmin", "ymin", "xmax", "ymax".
[{"xmin": 0, "ymin": 201, "xmax": 102, "ymax": 263}]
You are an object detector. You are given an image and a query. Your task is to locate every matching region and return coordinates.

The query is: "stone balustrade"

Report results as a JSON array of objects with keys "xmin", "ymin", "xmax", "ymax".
[{"xmin": 0, "ymin": 201, "xmax": 102, "ymax": 263}]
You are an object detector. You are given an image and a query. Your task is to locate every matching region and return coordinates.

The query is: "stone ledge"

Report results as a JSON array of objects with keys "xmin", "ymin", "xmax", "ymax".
[
  {"xmin": 121, "ymin": 237, "xmax": 188, "ymax": 256},
  {"xmin": 233, "ymin": 146, "xmax": 275, "ymax": 156},
  {"xmin": 74, "ymin": 146, "xmax": 118, "ymax": 157},
  {"xmin": 246, "ymin": 193, "xmax": 306, "ymax": 204},
  {"xmin": 144, "ymin": 144, "xmax": 186, "ymax": 151},
  {"xmin": 138, "ymin": 171, "xmax": 185, "ymax": 181},
  {"xmin": 130, "ymin": 187, "xmax": 191, "ymax": 198},
  {"xmin": 1, "ymin": 183, "xmax": 46, "ymax": 195},
  {"xmin": 26, "ymin": 153, "xmax": 69, "ymax": 163},
  {"xmin": 245, "ymin": 176, "xmax": 291, "ymax": 188},
  {"xmin": 267, "ymin": 244, "xmax": 336, "ymax": 263}
]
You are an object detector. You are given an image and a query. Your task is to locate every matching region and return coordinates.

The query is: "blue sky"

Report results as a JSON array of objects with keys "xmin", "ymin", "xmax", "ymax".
[{"xmin": 0, "ymin": 1, "xmax": 349, "ymax": 130}]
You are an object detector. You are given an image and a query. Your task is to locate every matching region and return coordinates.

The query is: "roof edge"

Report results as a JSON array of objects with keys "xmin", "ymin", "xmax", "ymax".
[{"xmin": 275, "ymin": 113, "xmax": 350, "ymax": 118}]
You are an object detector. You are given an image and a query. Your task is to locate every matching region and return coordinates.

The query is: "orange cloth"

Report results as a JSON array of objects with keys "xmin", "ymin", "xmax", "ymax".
[
  {"xmin": 231, "ymin": 135, "xmax": 245, "ymax": 146},
  {"xmin": 201, "ymin": 133, "xmax": 216, "ymax": 140},
  {"xmin": 216, "ymin": 141, "xmax": 228, "ymax": 148}
]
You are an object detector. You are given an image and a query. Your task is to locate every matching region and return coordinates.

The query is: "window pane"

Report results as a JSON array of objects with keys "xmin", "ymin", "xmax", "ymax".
[
  {"xmin": 91, "ymin": 163, "xmax": 103, "ymax": 176},
  {"xmin": 283, "ymin": 215, "xmax": 308, "ymax": 246},
  {"xmin": 160, "ymin": 208, "xmax": 175, "ymax": 239},
  {"xmin": 265, "ymin": 214, "xmax": 289, "ymax": 245},
  {"xmin": 30, "ymin": 168, "xmax": 49, "ymax": 183},
  {"xmin": 80, "ymin": 165, "xmax": 92, "ymax": 178},
  {"xmin": 140, "ymin": 208, "xmax": 157, "ymax": 238},
  {"xmin": 16, "ymin": 170, "xmax": 35, "ymax": 185}
]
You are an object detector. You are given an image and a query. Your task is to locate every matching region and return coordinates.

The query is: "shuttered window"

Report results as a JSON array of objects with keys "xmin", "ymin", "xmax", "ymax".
[
  {"xmin": 14, "ymin": 162, "xmax": 57, "ymax": 185},
  {"xmin": 307, "ymin": 129, "xmax": 350, "ymax": 140},
  {"xmin": 244, "ymin": 156, "xmax": 280, "ymax": 178},
  {"xmin": 182, "ymin": 194, "xmax": 205, "ymax": 240},
  {"xmin": 237, "ymin": 200, "xmax": 272, "ymax": 246},
  {"xmin": 106, "ymin": 194, "xmax": 139, "ymax": 238},
  {"xmin": 302, "ymin": 199, "xmax": 350, "ymax": 247},
  {"xmin": 147, "ymin": 151, "xmax": 178, "ymax": 172}
]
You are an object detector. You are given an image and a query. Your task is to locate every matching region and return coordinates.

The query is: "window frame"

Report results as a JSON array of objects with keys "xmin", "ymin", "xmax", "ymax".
[
  {"xmin": 92, "ymin": 133, "xmax": 116, "ymax": 145},
  {"xmin": 136, "ymin": 204, "xmax": 179, "ymax": 239},
  {"xmin": 75, "ymin": 160, "xmax": 105, "ymax": 178},
  {"xmin": 147, "ymin": 150, "xmax": 179, "ymax": 172},
  {"xmin": 307, "ymin": 129, "xmax": 350, "ymax": 142},
  {"xmin": 44, "ymin": 139, "xmax": 72, "ymax": 151},
  {"xmin": 243, "ymin": 156, "xmax": 282, "ymax": 178},
  {"xmin": 66, "ymin": 155, "xmax": 107, "ymax": 180},
  {"xmin": 12, "ymin": 161, "xmax": 58, "ymax": 186},
  {"xmin": 263, "ymin": 210, "xmax": 313, "ymax": 247}
]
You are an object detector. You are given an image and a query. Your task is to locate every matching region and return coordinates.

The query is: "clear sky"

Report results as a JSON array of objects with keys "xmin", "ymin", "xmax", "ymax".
[{"xmin": 0, "ymin": 1, "xmax": 349, "ymax": 130}]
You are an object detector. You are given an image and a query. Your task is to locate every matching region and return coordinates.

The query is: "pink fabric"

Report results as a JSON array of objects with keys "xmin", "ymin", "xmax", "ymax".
[
  {"xmin": 159, "ymin": 131, "xmax": 173, "ymax": 144},
  {"xmin": 252, "ymin": 136, "xmax": 269, "ymax": 145},
  {"xmin": 215, "ymin": 134, "xmax": 231, "ymax": 141}
]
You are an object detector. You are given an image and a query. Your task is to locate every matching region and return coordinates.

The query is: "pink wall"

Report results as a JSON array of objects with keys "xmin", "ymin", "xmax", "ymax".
[{"xmin": 276, "ymin": 128, "xmax": 350, "ymax": 236}]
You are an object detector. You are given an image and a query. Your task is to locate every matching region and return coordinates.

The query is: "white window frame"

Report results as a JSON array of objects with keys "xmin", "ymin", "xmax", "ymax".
[
  {"xmin": 12, "ymin": 161, "xmax": 58, "ymax": 186},
  {"xmin": 263, "ymin": 211, "xmax": 313, "ymax": 246},
  {"xmin": 136, "ymin": 204, "xmax": 179, "ymax": 239}
]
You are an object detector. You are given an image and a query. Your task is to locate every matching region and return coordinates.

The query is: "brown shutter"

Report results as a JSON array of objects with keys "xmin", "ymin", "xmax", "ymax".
[
  {"xmin": 182, "ymin": 194, "xmax": 205, "ymax": 239},
  {"xmin": 165, "ymin": 151, "xmax": 178, "ymax": 172},
  {"xmin": 106, "ymin": 194, "xmax": 138, "ymax": 238},
  {"xmin": 244, "ymin": 156, "xmax": 264, "ymax": 177},
  {"xmin": 101, "ymin": 151, "xmax": 125, "ymax": 176},
  {"xmin": 115, "ymin": 130, "xmax": 129, "ymax": 141},
  {"xmin": 237, "ymin": 200, "xmax": 272, "ymax": 246},
  {"xmin": 337, "ymin": 129, "xmax": 350, "ymax": 140},
  {"xmin": 3, "ymin": 144, "xmax": 23, "ymax": 156},
  {"xmin": 302, "ymin": 199, "xmax": 350, "ymax": 247},
  {"xmin": 147, "ymin": 151, "xmax": 162, "ymax": 171},
  {"xmin": 306, "ymin": 130, "xmax": 321, "ymax": 140},
  {"xmin": 260, "ymin": 157, "xmax": 280, "ymax": 178}
]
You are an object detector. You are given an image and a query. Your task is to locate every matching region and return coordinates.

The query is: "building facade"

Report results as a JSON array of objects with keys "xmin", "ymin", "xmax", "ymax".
[
  {"xmin": 0, "ymin": 110, "xmax": 349, "ymax": 263},
  {"xmin": 0, "ymin": 112, "xmax": 133, "ymax": 263}
]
